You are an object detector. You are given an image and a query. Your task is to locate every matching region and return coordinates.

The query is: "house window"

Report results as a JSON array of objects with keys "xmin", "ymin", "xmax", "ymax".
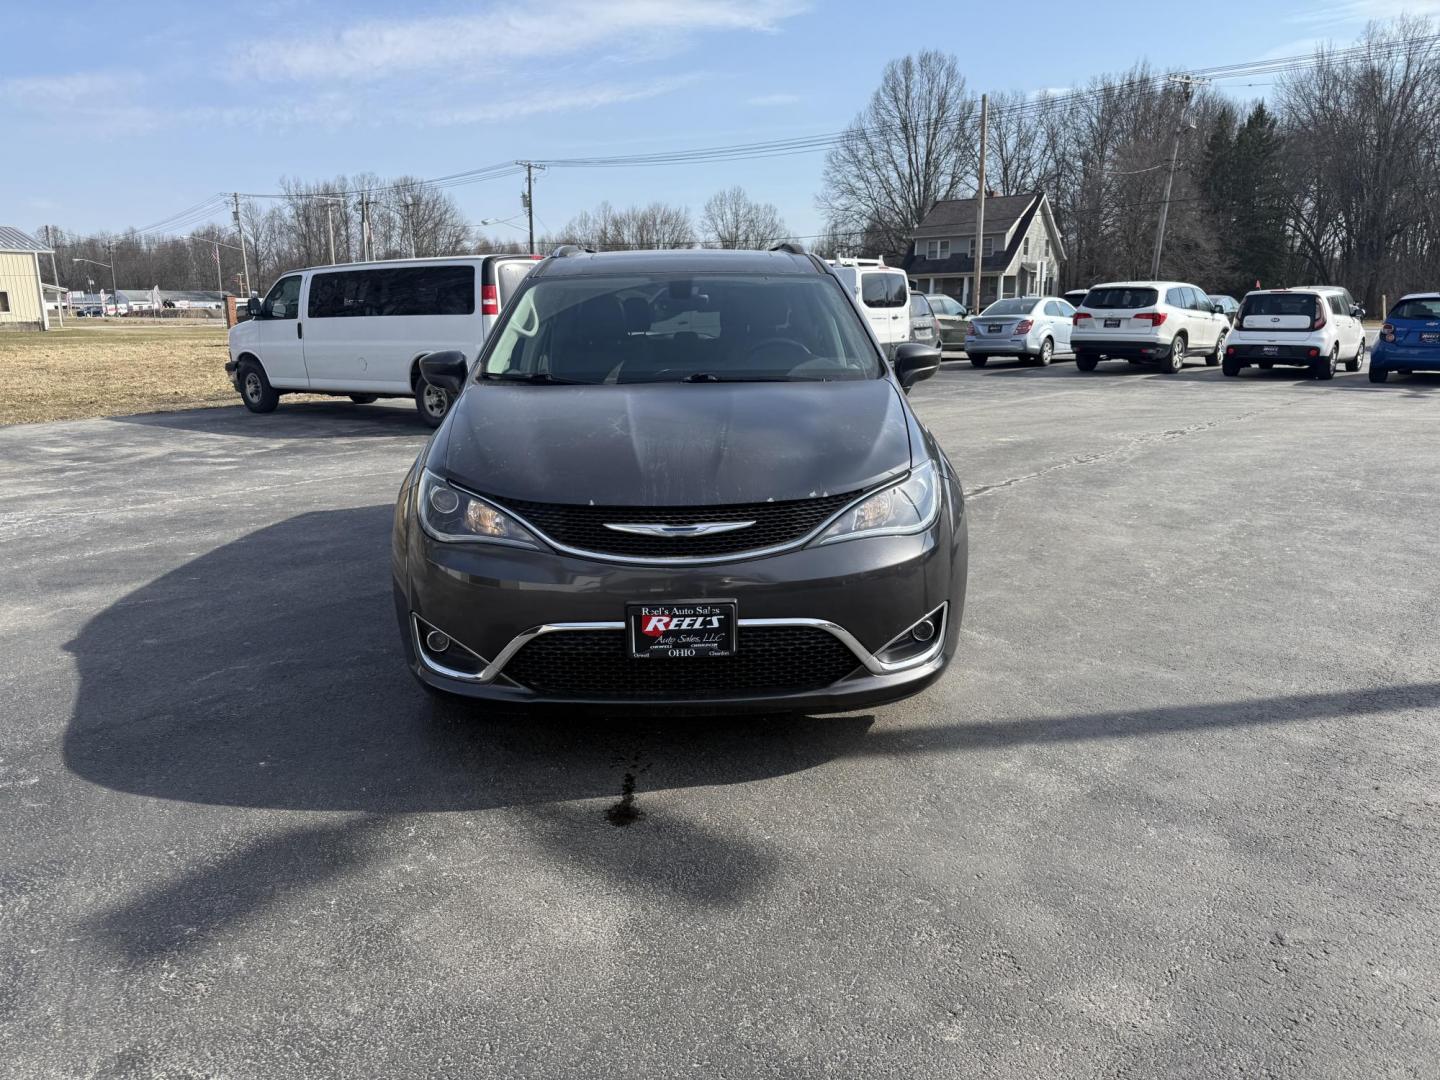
[
  {"xmin": 1023, "ymin": 237, "xmax": 1030, "ymax": 256},
  {"xmin": 982, "ymin": 237, "xmax": 994, "ymax": 257},
  {"xmin": 0, "ymin": 291, "xmax": 10, "ymax": 313},
  {"xmin": 924, "ymin": 239, "xmax": 950, "ymax": 260}
]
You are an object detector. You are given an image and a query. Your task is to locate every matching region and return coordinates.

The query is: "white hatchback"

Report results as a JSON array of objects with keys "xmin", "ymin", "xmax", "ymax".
[
  {"xmin": 1222, "ymin": 287, "xmax": 1367, "ymax": 380},
  {"xmin": 1072, "ymin": 281, "xmax": 1231, "ymax": 373}
]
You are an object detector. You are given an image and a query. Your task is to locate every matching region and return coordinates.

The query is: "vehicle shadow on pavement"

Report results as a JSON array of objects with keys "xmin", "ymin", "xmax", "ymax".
[
  {"xmin": 63, "ymin": 504, "xmax": 1440, "ymax": 959},
  {"xmin": 108, "ymin": 401, "xmax": 433, "ymax": 440}
]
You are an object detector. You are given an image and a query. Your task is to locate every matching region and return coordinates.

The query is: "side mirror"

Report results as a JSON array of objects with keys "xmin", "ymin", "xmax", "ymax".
[
  {"xmin": 419, "ymin": 350, "xmax": 468, "ymax": 395},
  {"xmin": 893, "ymin": 342, "xmax": 942, "ymax": 391},
  {"xmin": 1210, "ymin": 303, "xmax": 1224, "ymax": 314},
  {"xmin": 246, "ymin": 296, "xmax": 262, "ymax": 317},
  {"xmin": 1352, "ymin": 305, "xmax": 1365, "ymax": 318}
]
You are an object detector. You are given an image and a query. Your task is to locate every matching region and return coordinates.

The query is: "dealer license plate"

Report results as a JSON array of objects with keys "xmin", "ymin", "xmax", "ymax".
[
  {"xmin": 1262, "ymin": 345, "xmax": 1279, "ymax": 355},
  {"xmin": 627, "ymin": 601, "xmax": 737, "ymax": 659},
  {"xmin": 988, "ymin": 323, "xmax": 1001, "ymax": 333},
  {"xmin": 1420, "ymin": 332, "xmax": 1440, "ymax": 344},
  {"xmin": 1104, "ymin": 318, "xmax": 1121, "ymax": 328}
]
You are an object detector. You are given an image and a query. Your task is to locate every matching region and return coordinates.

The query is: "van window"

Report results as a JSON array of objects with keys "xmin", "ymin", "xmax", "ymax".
[
  {"xmin": 264, "ymin": 275, "xmax": 302, "ymax": 320},
  {"xmin": 495, "ymin": 260, "xmax": 536, "ymax": 308},
  {"xmin": 307, "ymin": 264, "xmax": 476, "ymax": 318},
  {"xmin": 860, "ymin": 272, "xmax": 906, "ymax": 309}
]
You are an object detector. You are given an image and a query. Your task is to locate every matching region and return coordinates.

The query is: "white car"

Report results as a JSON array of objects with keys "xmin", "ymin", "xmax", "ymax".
[
  {"xmin": 225, "ymin": 253, "xmax": 541, "ymax": 426},
  {"xmin": 1221, "ymin": 287, "xmax": 1367, "ymax": 380},
  {"xmin": 1072, "ymin": 280, "xmax": 1231, "ymax": 373},
  {"xmin": 827, "ymin": 258, "xmax": 910, "ymax": 358},
  {"xmin": 964, "ymin": 295, "xmax": 1076, "ymax": 367}
]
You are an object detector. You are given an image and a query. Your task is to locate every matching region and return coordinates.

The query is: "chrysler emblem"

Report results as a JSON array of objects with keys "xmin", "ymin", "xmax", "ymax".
[{"xmin": 604, "ymin": 521, "xmax": 755, "ymax": 537}]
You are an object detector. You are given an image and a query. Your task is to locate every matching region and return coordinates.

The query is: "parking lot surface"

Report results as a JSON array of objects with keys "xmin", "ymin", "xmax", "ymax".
[{"xmin": 3, "ymin": 361, "xmax": 1438, "ymax": 1078}]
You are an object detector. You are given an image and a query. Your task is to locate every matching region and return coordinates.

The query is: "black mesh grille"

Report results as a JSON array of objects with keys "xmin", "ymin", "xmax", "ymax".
[
  {"xmin": 504, "ymin": 627, "xmax": 861, "ymax": 699},
  {"xmin": 494, "ymin": 490, "xmax": 861, "ymax": 558}
]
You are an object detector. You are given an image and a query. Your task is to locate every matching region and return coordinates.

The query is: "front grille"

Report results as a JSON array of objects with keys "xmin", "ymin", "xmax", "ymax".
[
  {"xmin": 495, "ymin": 490, "xmax": 861, "ymax": 558},
  {"xmin": 504, "ymin": 626, "xmax": 861, "ymax": 699}
]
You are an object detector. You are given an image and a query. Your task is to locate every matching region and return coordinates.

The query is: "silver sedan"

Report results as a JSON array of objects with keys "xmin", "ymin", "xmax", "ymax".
[{"xmin": 964, "ymin": 296, "xmax": 1077, "ymax": 368}]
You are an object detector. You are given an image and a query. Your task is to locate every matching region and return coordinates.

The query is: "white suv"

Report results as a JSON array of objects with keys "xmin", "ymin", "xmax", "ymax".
[
  {"xmin": 1072, "ymin": 281, "xmax": 1231, "ymax": 373},
  {"xmin": 1221, "ymin": 287, "xmax": 1367, "ymax": 380}
]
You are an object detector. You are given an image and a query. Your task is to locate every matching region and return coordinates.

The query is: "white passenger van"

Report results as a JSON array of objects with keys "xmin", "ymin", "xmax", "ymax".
[
  {"xmin": 226, "ymin": 253, "xmax": 540, "ymax": 426},
  {"xmin": 826, "ymin": 257, "xmax": 912, "ymax": 358}
]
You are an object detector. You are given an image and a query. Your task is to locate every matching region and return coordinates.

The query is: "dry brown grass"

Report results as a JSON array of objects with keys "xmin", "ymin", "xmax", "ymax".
[{"xmin": 0, "ymin": 323, "xmax": 242, "ymax": 425}]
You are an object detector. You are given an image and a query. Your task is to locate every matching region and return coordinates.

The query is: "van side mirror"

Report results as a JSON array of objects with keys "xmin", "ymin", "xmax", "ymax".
[
  {"xmin": 420, "ymin": 350, "xmax": 468, "ymax": 395},
  {"xmin": 893, "ymin": 342, "xmax": 942, "ymax": 391},
  {"xmin": 247, "ymin": 296, "xmax": 262, "ymax": 317}
]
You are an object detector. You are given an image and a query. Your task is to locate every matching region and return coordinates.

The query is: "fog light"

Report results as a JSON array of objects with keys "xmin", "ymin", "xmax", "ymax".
[
  {"xmin": 425, "ymin": 630, "xmax": 451, "ymax": 652},
  {"xmin": 911, "ymin": 618, "xmax": 936, "ymax": 643}
]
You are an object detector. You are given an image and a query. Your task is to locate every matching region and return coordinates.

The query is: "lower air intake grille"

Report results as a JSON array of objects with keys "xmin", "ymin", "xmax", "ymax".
[{"xmin": 504, "ymin": 626, "xmax": 861, "ymax": 699}]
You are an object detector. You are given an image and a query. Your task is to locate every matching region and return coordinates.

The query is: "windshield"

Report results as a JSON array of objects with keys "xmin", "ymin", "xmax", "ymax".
[
  {"xmin": 980, "ymin": 299, "xmax": 1038, "ymax": 316},
  {"xmin": 481, "ymin": 274, "xmax": 882, "ymax": 384}
]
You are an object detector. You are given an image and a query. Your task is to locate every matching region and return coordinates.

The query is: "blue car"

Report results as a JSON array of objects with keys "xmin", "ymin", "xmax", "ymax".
[{"xmin": 1371, "ymin": 293, "xmax": 1440, "ymax": 383}]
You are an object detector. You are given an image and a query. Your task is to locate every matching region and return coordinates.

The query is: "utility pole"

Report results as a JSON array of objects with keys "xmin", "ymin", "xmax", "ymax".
[
  {"xmin": 214, "ymin": 242, "xmax": 223, "ymax": 294},
  {"xmin": 105, "ymin": 240, "xmax": 118, "ymax": 307},
  {"xmin": 971, "ymin": 93, "xmax": 988, "ymax": 311},
  {"xmin": 516, "ymin": 161, "xmax": 545, "ymax": 252},
  {"xmin": 326, "ymin": 201, "xmax": 336, "ymax": 264},
  {"xmin": 231, "ymin": 193, "xmax": 252, "ymax": 297},
  {"xmin": 1151, "ymin": 75, "xmax": 1203, "ymax": 279},
  {"xmin": 406, "ymin": 194, "xmax": 418, "ymax": 258},
  {"xmin": 359, "ymin": 193, "xmax": 372, "ymax": 262}
]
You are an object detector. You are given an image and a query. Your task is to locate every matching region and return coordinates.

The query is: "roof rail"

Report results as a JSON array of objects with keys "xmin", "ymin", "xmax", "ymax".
[
  {"xmin": 549, "ymin": 244, "xmax": 594, "ymax": 258},
  {"xmin": 769, "ymin": 241, "xmax": 806, "ymax": 255}
]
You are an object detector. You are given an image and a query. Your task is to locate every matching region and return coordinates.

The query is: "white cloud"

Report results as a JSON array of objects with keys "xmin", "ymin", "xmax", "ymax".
[
  {"xmin": 422, "ymin": 77, "xmax": 701, "ymax": 127},
  {"xmin": 231, "ymin": 0, "xmax": 807, "ymax": 82},
  {"xmin": 0, "ymin": 71, "xmax": 146, "ymax": 104},
  {"xmin": 1291, "ymin": 0, "xmax": 1440, "ymax": 25},
  {"xmin": 746, "ymin": 92, "xmax": 800, "ymax": 106}
]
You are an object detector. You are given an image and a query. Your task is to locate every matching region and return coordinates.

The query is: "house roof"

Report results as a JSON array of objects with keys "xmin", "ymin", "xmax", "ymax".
[
  {"xmin": 0, "ymin": 225, "xmax": 53, "ymax": 254},
  {"xmin": 902, "ymin": 194, "xmax": 1047, "ymax": 277},
  {"xmin": 912, "ymin": 193, "xmax": 1039, "ymax": 237}
]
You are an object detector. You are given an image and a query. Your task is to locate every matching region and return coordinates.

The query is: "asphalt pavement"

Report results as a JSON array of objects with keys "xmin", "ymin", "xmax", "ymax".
[{"xmin": 3, "ymin": 357, "xmax": 1438, "ymax": 1078}]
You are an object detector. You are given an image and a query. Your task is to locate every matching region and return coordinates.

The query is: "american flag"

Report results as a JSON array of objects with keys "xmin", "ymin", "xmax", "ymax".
[{"xmin": 212, "ymin": 244, "xmax": 221, "ymax": 268}]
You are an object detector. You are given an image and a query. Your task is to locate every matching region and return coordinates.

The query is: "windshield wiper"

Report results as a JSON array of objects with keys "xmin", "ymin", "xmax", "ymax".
[
  {"xmin": 483, "ymin": 371, "xmax": 586, "ymax": 385},
  {"xmin": 679, "ymin": 372, "xmax": 821, "ymax": 383}
]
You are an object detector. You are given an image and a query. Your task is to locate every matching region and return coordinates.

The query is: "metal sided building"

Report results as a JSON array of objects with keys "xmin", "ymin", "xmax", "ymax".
[{"xmin": 0, "ymin": 226, "xmax": 56, "ymax": 330}]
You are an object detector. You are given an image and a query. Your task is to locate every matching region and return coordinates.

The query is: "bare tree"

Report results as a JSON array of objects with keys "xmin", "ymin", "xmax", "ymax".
[
  {"xmin": 817, "ymin": 50, "xmax": 978, "ymax": 259},
  {"xmin": 701, "ymin": 186, "xmax": 789, "ymax": 248},
  {"xmin": 559, "ymin": 201, "xmax": 695, "ymax": 249}
]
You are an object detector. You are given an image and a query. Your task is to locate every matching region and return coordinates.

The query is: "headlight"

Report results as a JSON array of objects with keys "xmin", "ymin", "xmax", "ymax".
[
  {"xmin": 814, "ymin": 460, "xmax": 941, "ymax": 545},
  {"xmin": 418, "ymin": 470, "xmax": 545, "ymax": 549}
]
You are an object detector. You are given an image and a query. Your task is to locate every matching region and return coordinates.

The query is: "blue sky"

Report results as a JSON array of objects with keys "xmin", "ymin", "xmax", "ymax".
[{"xmin": 2, "ymin": 0, "xmax": 1431, "ymax": 244}]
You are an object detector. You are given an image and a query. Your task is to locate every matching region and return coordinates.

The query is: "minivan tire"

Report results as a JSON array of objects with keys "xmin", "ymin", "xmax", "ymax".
[
  {"xmin": 1312, "ymin": 345, "xmax": 1337, "ymax": 381},
  {"xmin": 969, "ymin": 356, "xmax": 988, "ymax": 369},
  {"xmin": 416, "ymin": 380, "xmax": 453, "ymax": 428},
  {"xmin": 1075, "ymin": 353, "xmax": 1099, "ymax": 372},
  {"xmin": 238, "ymin": 359, "xmax": 279, "ymax": 414},
  {"xmin": 1161, "ymin": 334, "xmax": 1186, "ymax": 374},
  {"xmin": 349, "ymin": 394, "xmax": 378, "ymax": 404}
]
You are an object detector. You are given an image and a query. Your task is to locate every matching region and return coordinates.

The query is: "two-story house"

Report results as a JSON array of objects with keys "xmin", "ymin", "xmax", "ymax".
[{"xmin": 901, "ymin": 192, "xmax": 1065, "ymax": 310}]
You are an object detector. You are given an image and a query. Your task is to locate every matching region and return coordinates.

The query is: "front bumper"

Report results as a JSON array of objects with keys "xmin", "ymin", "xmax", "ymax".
[
  {"xmin": 1372, "ymin": 343, "xmax": 1440, "ymax": 372},
  {"xmin": 223, "ymin": 359, "xmax": 240, "ymax": 390},
  {"xmin": 392, "ymin": 475, "xmax": 968, "ymax": 712},
  {"xmin": 1071, "ymin": 336, "xmax": 1168, "ymax": 360}
]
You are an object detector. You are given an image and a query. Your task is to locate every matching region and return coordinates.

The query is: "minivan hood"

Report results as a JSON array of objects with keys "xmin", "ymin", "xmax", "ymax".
[{"xmin": 440, "ymin": 380, "xmax": 912, "ymax": 506}]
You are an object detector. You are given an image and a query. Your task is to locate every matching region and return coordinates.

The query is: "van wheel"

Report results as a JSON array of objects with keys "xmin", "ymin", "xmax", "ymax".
[
  {"xmin": 238, "ymin": 359, "xmax": 278, "ymax": 414},
  {"xmin": 1161, "ymin": 334, "xmax": 1186, "ymax": 373},
  {"xmin": 969, "ymin": 356, "xmax": 988, "ymax": 369},
  {"xmin": 1075, "ymin": 353, "xmax": 1098, "ymax": 372},
  {"xmin": 1034, "ymin": 338, "xmax": 1054, "ymax": 366},
  {"xmin": 1346, "ymin": 337, "xmax": 1366, "ymax": 373},
  {"xmin": 349, "ymin": 394, "xmax": 378, "ymax": 404},
  {"xmin": 416, "ymin": 380, "xmax": 452, "ymax": 428}
]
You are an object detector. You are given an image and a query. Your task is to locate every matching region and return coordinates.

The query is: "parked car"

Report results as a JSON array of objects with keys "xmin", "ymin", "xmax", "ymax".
[
  {"xmin": 1222, "ymin": 287, "xmax": 1367, "ymax": 380},
  {"xmin": 909, "ymin": 293, "xmax": 940, "ymax": 347},
  {"xmin": 1072, "ymin": 281, "xmax": 1230, "ymax": 373},
  {"xmin": 965, "ymin": 295, "xmax": 1075, "ymax": 367},
  {"xmin": 1063, "ymin": 289, "xmax": 1091, "ymax": 308},
  {"xmin": 1370, "ymin": 292, "xmax": 1440, "ymax": 383},
  {"xmin": 925, "ymin": 294, "xmax": 970, "ymax": 350},
  {"xmin": 225, "ymin": 253, "xmax": 542, "ymax": 426},
  {"xmin": 1208, "ymin": 294, "xmax": 1241, "ymax": 323},
  {"xmin": 393, "ymin": 246, "xmax": 966, "ymax": 713},
  {"xmin": 827, "ymin": 257, "xmax": 911, "ymax": 358}
]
